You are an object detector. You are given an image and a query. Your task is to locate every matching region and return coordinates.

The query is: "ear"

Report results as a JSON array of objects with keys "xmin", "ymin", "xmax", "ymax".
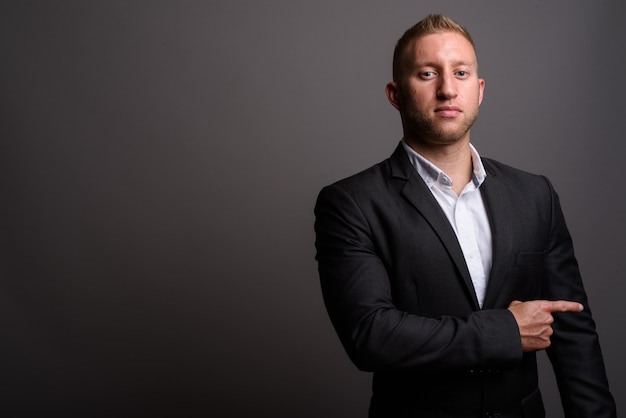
[
  {"xmin": 385, "ymin": 82, "xmax": 401, "ymax": 111},
  {"xmin": 478, "ymin": 78, "xmax": 485, "ymax": 105}
]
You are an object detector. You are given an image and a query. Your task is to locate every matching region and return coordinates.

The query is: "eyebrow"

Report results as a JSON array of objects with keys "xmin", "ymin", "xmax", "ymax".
[{"xmin": 415, "ymin": 59, "xmax": 476, "ymax": 67}]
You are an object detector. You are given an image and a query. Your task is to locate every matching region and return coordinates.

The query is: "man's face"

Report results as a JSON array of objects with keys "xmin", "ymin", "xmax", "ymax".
[{"xmin": 387, "ymin": 31, "xmax": 485, "ymax": 148}]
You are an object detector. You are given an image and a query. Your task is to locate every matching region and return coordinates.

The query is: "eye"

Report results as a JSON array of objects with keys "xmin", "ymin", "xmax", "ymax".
[
  {"xmin": 456, "ymin": 71, "xmax": 468, "ymax": 77},
  {"xmin": 420, "ymin": 71, "xmax": 437, "ymax": 79}
]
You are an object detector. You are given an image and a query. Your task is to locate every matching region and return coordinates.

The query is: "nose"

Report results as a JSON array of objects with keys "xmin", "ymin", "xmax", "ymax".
[{"xmin": 437, "ymin": 73, "xmax": 457, "ymax": 100}]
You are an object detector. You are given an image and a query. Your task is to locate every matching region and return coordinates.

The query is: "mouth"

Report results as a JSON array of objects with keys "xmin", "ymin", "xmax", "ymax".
[{"xmin": 435, "ymin": 106, "xmax": 461, "ymax": 118}]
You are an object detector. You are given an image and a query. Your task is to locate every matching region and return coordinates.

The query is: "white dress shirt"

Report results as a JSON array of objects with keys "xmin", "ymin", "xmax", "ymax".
[{"xmin": 402, "ymin": 141, "xmax": 493, "ymax": 308}]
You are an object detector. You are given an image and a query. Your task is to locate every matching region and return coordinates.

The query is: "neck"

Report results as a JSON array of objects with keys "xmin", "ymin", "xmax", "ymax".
[{"xmin": 405, "ymin": 138, "xmax": 473, "ymax": 195}]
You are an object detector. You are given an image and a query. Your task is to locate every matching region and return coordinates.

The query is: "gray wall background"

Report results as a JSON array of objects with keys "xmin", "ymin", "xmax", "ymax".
[{"xmin": 0, "ymin": 1, "xmax": 624, "ymax": 417}]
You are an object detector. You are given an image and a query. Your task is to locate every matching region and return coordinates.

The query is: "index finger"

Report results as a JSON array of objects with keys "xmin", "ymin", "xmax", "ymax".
[{"xmin": 546, "ymin": 300, "xmax": 584, "ymax": 313}]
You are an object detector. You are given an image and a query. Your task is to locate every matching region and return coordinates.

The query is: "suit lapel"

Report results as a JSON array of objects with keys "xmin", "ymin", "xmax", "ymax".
[
  {"xmin": 479, "ymin": 159, "xmax": 514, "ymax": 309},
  {"xmin": 389, "ymin": 145, "xmax": 480, "ymax": 309}
]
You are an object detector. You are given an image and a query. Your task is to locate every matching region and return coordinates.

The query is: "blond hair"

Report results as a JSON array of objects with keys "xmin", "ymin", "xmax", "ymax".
[{"xmin": 392, "ymin": 14, "xmax": 476, "ymax": 81}]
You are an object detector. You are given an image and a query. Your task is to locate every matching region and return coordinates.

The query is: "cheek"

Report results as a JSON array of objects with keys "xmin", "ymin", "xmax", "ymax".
[{"xmin": 402, "ymin": 88, "xmax": 428, "ymax": 108}]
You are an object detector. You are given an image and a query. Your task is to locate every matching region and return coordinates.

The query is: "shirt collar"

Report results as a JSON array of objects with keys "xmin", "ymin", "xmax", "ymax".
[{"xmin": 401, "ymin": 140, "xmax": 487, "ymax": 188}]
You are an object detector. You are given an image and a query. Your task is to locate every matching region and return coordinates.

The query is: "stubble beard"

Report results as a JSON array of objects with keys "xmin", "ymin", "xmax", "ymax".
[{"xmin": 402, "ymin": 102, "xmax": 479, "ymax": 146}]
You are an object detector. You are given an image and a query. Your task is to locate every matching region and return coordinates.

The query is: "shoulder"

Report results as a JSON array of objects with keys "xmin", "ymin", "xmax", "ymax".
[
  {"xmin": 481, "ymin": 157, "xmax": 557, "ymax": 201},
  {"xmin": 482, "ymin": 157, "xmax": 550, "ymax": 185},
  {"xmin": 320, "ymin": 143, "xmax": 413, "ymax": 197},
  {"xmin": 321, "ymin": 152, "xmax": 400, "ymax": 197},
  {"xmin": 330, "ymin": 159, "xmax": 390, "ymax": 190},
  {"xmin": 314, "ymin": 156, "xmax": 400, "ymax": 215},
  {"xmin": 482, "ymin": 157, "xmax": 537, "ymax": 178}
]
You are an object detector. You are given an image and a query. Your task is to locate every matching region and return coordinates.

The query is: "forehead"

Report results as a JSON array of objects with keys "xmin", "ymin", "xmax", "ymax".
[{"xmin": 405, "ymin": 31, "xmax": 477, "ymax": 66}]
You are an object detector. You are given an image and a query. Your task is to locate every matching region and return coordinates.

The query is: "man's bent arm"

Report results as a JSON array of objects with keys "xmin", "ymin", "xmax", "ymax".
[{"xmin": 314, "ymin": 183, "xmax": 522, "ymax": 373}]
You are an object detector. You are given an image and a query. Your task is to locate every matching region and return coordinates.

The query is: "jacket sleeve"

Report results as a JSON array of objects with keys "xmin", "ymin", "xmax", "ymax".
[
  {"xmin": 540, "ymin": 177, "xmax": 616, "ymax": 417},
  {"xmin": 314, "ymin": 182, "xmax": 522, "ymax": 373}
]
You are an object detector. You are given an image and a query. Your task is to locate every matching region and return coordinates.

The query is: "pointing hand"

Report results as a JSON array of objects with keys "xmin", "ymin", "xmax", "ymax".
[{"xmin": 508, "ymin": 300, "xmax": 583, "ymax": 352}]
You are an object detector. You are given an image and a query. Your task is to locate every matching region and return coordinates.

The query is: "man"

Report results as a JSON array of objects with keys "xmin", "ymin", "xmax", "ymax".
[{"xmin": 314, "ymin": 14, "xmax": 616, "ymax": 418}]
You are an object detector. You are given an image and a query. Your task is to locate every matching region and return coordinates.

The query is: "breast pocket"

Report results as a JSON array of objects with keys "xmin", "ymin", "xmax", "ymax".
[{"xmin": 513, "ymin": 251, "xmax": 546, "ymax": 298}]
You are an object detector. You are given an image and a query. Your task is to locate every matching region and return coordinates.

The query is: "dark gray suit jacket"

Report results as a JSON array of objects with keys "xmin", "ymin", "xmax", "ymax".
[{"xmin": 314, "ymin": 143, "xmax": 615, "ymax": 417}]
